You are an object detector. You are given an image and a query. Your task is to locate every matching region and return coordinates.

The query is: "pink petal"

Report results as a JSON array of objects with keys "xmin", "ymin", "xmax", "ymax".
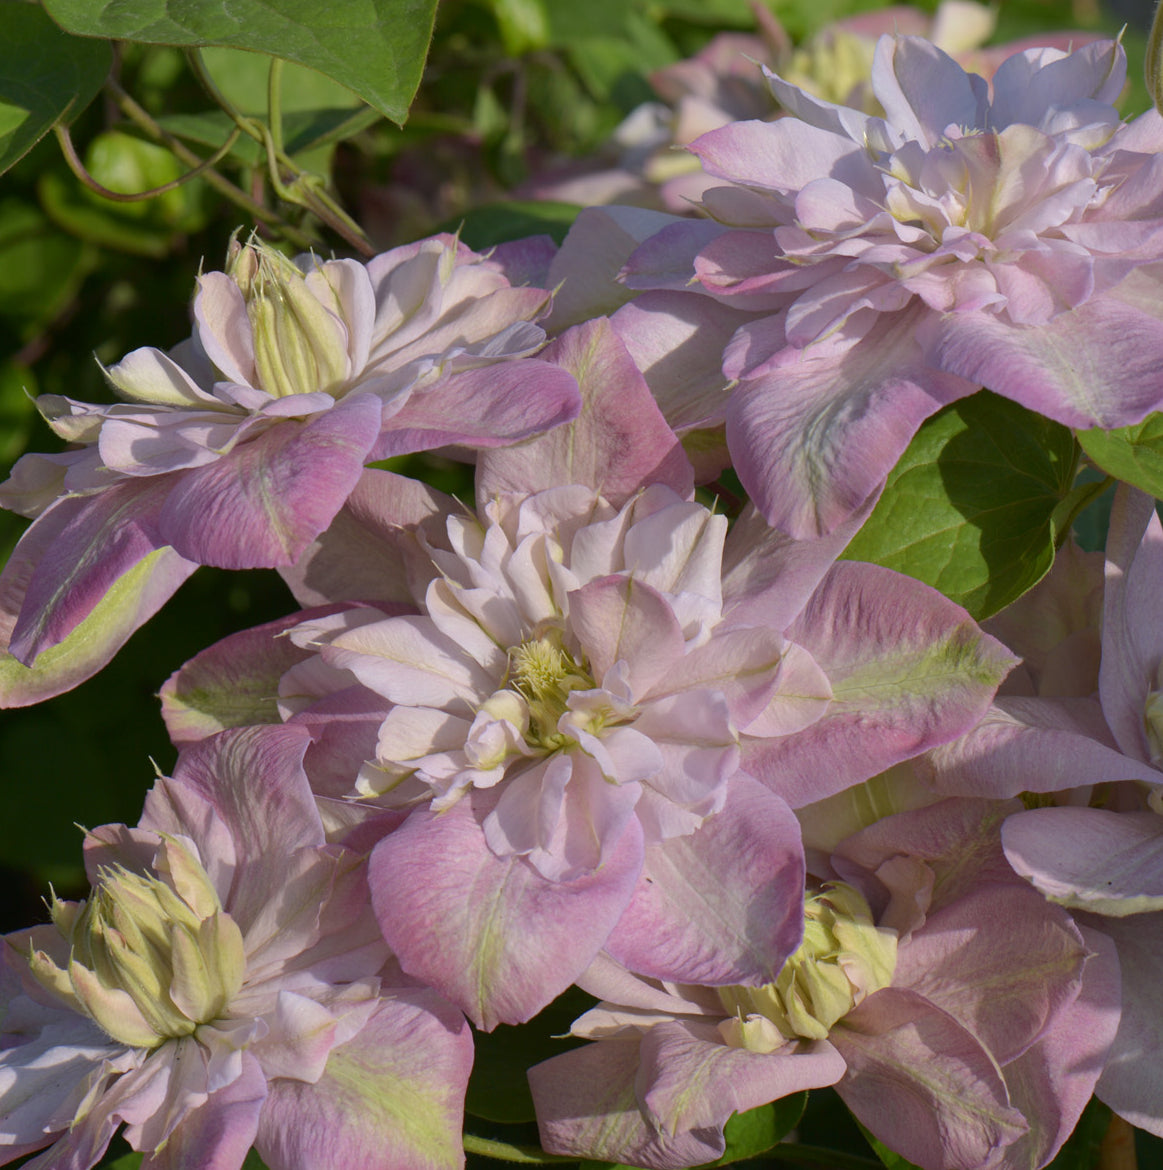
[
  {"xmin": 924, "ymin": 284, "xmax": 1163, "ymax": 429},
  {"xmin": 476, "ymin": 318, "xmax": 691, "ymax": 505},
  {"xmin": 833, "ymin": 988, "xmax": 1027, "ymax": 1170},
  {"xmin": 640, "ymin": 1022, "xmax": 846, "ymax": 1136},
  {"xmin": 146, "ymin": 1052, "xmax": 267, "ymax": 1170},
  {"xmin": 924, "ymin": 696, "xmax": 1163, "ymax": 798},
  {"xmin": 369, "ymin": 794, "xmax": 644, "ymax": 1029},
  {"xmin": 568, "ymin": 576, "xmax": 687, "ymax": 697},
  {"xmin": 531, "ymin": 1037, "xmax": 728, "ymax": 1170},
  {"xmin": 279, "ymin": 468, "xmax": 453, "ymax": 608},
  {"xmin": 996, "ymin": 925, "xmax": 1120, "ymax": 1170},
  {"xmin": 746, "ymin": 563, "xmax": 1016, "ymax": 807},
  {"xmin": 610, "ymin": 292, "xmax": 746, "ymax": 430},
  {"xmin": 257, "ymin": 993, "xmax": 471, "ymax": 1170},
  {"xmin": 1100, "ymin": 485, "xmax": 1163, "ymax": 762},
  {"xmin": 727, "ymin": 307, "xmax": 974, "ymax": 537},
  {"xmin": 159, "ymin": 393, "xmax": 382, "ymax": 568},
  {"xmin": 1093, "ymin": 913, "xmax": 1163, "ymax": 1135},
  {"xmin": 893, "ymin": 883, "xmax": 1087, "ymax": 1064},
  {"xmin": 5, "ymin": 480, "xmax": 179, "ymax": 665},
  {"xmin": 547, "ymin": 205, "xmax": 690, "ymax": 329},
  {"xmin": 369, "ymin": 359, "xmax": 580, "ymax": 461},
  {"xmin": 604, "ymin": 775, "xmax": 805, "ymax": 986},
  {"xmin": 871, "ymin": 36, "xmax": 989, "ymax": 147},
  {"xmin": 1003, "ymin": 807, "xmax": 1163, "ymax": 916},
  {"xmin": 161, "ymin": 611, "xmax": 326, "ymax": 744}
]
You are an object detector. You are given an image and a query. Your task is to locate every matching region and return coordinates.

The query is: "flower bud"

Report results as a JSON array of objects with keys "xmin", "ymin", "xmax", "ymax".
[
  {"xmin": 27, "ymin": 836, "xmax": 246, "ymax": 1048},
  {"xmin": 227, "ymin": 236, "xmax": 349, "ymax": 399},
  {"xmin": 717, "ymin": 882, "xmax": 897, "ymax": 1048}
]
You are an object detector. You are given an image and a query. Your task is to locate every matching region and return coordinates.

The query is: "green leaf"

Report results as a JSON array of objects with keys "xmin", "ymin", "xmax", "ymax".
[
  {"xmin": 578, "ymin": 1094, "xmax": 806, "ymax": 1170},
  {"xmin": 842, "ymin": 391, "xmax": 1078, "ymax": 621},
  {"xmin": 199, "ymin": 45, "xmax": 366, "ymax": 115},
  {"xmin": 466, "ymin": 986, "xmax": 596, "ymax": 1123},
  {"xmin": 41, "ymin": 0, "xmax": 438, "ymax": 125},
  {"xmin": 0, "ymin": 197, "xmax": 91, "ymax": 331},
  {"xmin": 856, "ymin": 1121, "xmax": 924, "ymax": 1170},
  {"xmin": 0, "ymin": 0, "xmax": 112, "ymax": 175},
  {"xmin": 1078, "ymin": 413, "xmax": 1163, "ymax": 500},
  {"xmin": 539, "ymin": 0, "xmax": 677, "ymax": 105},
  {"xmin": 649, "ymin": 0, "xmax": 757, "ymax": 24},
  {"xmin": 486, "ymin": 0, "xmax": 551, "ymax": 54},
  {"xmin": 101, "ymin": 1153, "xmax": 143, "ymax": 1170},
  {"xmin": 0, "ymin": 363, "xmax": 37, "ymax": 471}
]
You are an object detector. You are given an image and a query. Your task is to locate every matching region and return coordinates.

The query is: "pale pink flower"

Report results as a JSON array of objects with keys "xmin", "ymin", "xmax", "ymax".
[
  {"xmin": 618, "ymin": 36, "xmax": 1163, "ymax": 536},
  {"xmin": 0, "ymin": 233, "xmax": 579, "ymax": 705},
  {"xmin": 160, "ymin": 319, "xmax": 1013, "ymax": 1032},
  {"xmin": 0, "ymin": 725, "xmax": 472, "ymax": 1170}
]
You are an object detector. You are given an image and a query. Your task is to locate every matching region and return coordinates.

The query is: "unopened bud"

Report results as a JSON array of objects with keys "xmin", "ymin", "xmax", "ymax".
[
  {"xmin": 227, "ymin": 236, "xmax": 349, "ymax": 398},
  {"xmin": 717, "ymin": 882, "xmax": 898, "ymax": 1048},
  {"xmin": 27, "ymin": 836, "xmax": 245, "ymax": 1048}
]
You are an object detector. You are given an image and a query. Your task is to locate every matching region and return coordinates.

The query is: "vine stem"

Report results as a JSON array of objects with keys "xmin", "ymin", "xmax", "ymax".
[
  {"xmin": 461, "ymin": 1134, "xmax": 577, "ymax": 1164},
  {"xmin": 106, "ymin": 77, "xmax": 318, "ymax": 252},
  {"xmin": 188, "ymin": 48, "xmax": 375, "ymax": 256},
  {"xmin": 54, "ymin": 121, "xmax": 241, "ymax": 202}
]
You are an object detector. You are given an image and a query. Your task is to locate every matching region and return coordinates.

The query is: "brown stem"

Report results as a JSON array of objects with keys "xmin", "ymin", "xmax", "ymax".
[{"xmin": 1099, "ymin": 1113, "xmax": 1138, "ymax": 1170}]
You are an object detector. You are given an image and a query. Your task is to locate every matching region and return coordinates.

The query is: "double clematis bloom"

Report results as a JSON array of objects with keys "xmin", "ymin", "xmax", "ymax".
[
  {"xmin": 0, "ymin": 723, "xmax": 472, "ymax": 1170},
  {"xmin": 160, "ymin": 319, "xmax": 1015, "ymax": 1032},
  {"xmin": 617, "ymin": 35, "xmax": 1163, "ymax": 536},
  {"xmin": 0, "ymin": 233, "xmax": 579, "ymax": 705},
  {"xmin": 530, "ymin": 798, "xmax": 1120, "ymax": 1170}
]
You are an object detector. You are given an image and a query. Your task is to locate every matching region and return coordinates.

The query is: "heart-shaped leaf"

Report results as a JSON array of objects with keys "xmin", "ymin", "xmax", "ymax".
[
  {"xmin": 843, "ymin": 391, "xmax": 1078, "ymax": 621},
  {"xmin": 1078, "ymin": 413, "xmax": 1163, "ymax": 500},
  {"xmin": 42, "ymin": 0, "xmax": 437, "ymax": 124},
  {"xmin": 0, "ymin": 1, "xmax": 111, "ymax": 175}
]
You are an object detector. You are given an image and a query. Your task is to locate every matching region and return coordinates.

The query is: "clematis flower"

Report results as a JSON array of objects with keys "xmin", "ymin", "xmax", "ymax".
[
  {"xmin": 530, "ymin": 798, "xmax": 1119, "ymax": 1170},
  {"xmin": 618, "ymin": 35, "xmax": 1163, "ymax": 536},
  {"xmin": 162, "ymin": 318, "xmax": 1014, "ymax": 1030},
  {"xmin": 0, "ymin": 723, "xmax": 472, "ymax": 1170},
  {"xmin": 0, "ymin": 232, "xmax": 579, "ymax": 706}
]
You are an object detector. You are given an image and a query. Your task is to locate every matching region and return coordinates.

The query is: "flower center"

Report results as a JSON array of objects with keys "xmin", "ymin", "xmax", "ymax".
[
  {"xmin": 717, "ymin": 883, "xmax": 897, "ymax": 1051},
  {"xmin": 27, "ymin": 837, "xmax": 246, "ymax": 1049},
  {"xmin": 510, "ymin": 631, "xmax": 596, "ymax": 750}
]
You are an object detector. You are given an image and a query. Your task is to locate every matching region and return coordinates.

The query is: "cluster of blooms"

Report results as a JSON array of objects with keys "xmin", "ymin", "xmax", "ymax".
[{"xmin": 4, "ymin": 22, "xmax": 1163, "ymax": 1170}]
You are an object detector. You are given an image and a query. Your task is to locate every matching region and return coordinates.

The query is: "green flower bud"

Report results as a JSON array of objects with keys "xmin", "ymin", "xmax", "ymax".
[
  {"xmin": 27, "ymin": 836, "xmax": 246, "ymax": 1048},
  {"xmin": 227, "ymin": 236, "xmax": 349, "ymax": 399},
  {"xmin": 717, "ymin": 882, "xmax": 898, "ymax": 1049}
]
